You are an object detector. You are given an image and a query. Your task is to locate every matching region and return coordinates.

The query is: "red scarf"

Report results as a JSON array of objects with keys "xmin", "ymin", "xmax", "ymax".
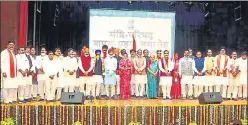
[
  {"xmin": 7, "ymin": 50, "xmax": 15, "ymax": 78},
  {"xmin": 103, "ymin": 52, "xmax": 107, "ymax": 59}
]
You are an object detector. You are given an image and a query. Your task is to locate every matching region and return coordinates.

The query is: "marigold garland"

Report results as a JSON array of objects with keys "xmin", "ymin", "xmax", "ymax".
[{"xmin": 0, "ymin": 104, "xmax": 247, "ymax": 125}]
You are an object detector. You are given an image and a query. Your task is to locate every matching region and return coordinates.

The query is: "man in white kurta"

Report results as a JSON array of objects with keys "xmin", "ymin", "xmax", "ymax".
[
  {"xmin": 104, "ymin": 49, "xmax": 117, "ymax": 98},
  {"xmin": 25, "ymin": 47, "xmax": 34, "ymax": 100},
  {"xmin": 227, "ymin": 51, "xmax": 240, "ymax": 100},
  {"xmin": 43, "ymin": 51, "xmax": 59, "ymax": 101},
  {"xmin": 133, "ymin": 49, "xmax": 147, "ymax": 98},
  {"xmin": 238, "ymin": 51, "xmax": 247, "ymax": 100},
  {"xmin": 179, "ymin": 50, "xmax": 195, "ymax": 99},
  {"xmin": 1, "ymin": 41, "xmax": 17, "ymax": 103},
  {"xmin": 36, "ymin": 47, "xmax": 48, "ymax": 100},
  {"xmin": 63, "ymin": 49, "xmax": 78, "ymax": 92},
  {"xmin": 214, "ymin": 47, "xmax": 229, "ymax": 99},
  {"xmin": 53, "ymin": 48, "xmax": 64, "ymax": 100},
  {"xmin": 129, "ymin": 49, "xmax": 136, "ymax": 96},
  {"xmin": 159, "ymin": 50, "xmax": 173, "ymax": 100},
  {"xmin": 16, "ymin": 47, "xmax": 30, "ymax": 102}
]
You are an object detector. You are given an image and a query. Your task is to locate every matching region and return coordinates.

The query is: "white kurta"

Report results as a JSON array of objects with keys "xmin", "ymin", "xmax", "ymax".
[
  {"xmin": 159, "ymin": 58, "xmax": 173, "ymax": 85},
  {"xmin": 104, "ymin": 56, "xmax": 117, "ymax": 85},
  {"xmin": 228, "ymin": 58, "xmax": 240, "ymax": 85},
  {"xmin": 62, "ymin": 57, "xmax": 78, "ymax": 87},
  {"xmin": 43, "ymin": 59, "xmax": 59, "ymax": 79},
  {"xmin": 238, "ymin": 58, "xmax": 247, "ymax": 85},
  {"xmin": 1, "ymin": 49, "xmax": 17, "ymax": 88},
  {"xmin": 36, "ymin": 55, "xmax": 49, "ymax": 81},
  {"xmin": 92, "ymin": 58, "xmax": 104, "ymax": 84},
  {"xmin": 16, "ymin": 54, "xmax": 30, "ymax": 86},
  {"xmin": 214, "ymin": 55, "xmax": 230, "ymax": 85}
]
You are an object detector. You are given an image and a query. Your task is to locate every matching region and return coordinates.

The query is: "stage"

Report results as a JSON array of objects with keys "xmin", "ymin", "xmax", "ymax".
[{"xmin": 0, "ymin": 99, "xmax": 247, "ymax": 125}]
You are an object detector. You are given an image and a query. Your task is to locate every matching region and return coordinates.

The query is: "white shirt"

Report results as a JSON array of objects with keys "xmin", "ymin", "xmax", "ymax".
[
  {"xmin": 159, "ymin": 58, "xmax": 174, "ymax": 73},
  {"xmin": 36, "ymin": 55, "xmax": 48, "ymax": 69},
  {"xmin": 228, "ymin": 58, "xmax": 239, "ymax": 72},
  {"xmin": 214, "ymin": 55, "xmax": 230, "ymax": 70},
  {"xmin": 104, "ymin": 56, "xmax": 117, "ymax": 72},
  {"xmin": 43, "ymin": 58, "xmax": 59, "ymax": 76},
  {"xmin": 78, "ymin": 56, "xmax": 94, "ymax": 73},
  {"xmin": 63, "ymin": 56, "xmax": 78, "ymax": 72},
  {"xmin": 238, "ymin": 57, "xmax": 247, "ymax": 73},
  {"xmin": 16, "ymin": 54, "xmax": 29, "ymax": 72}
]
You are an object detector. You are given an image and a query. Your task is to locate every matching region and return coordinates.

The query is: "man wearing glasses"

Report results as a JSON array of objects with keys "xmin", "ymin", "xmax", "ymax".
[{"xmin": 1, "ymin": 41, "xmax": 17, "ymax": 103}]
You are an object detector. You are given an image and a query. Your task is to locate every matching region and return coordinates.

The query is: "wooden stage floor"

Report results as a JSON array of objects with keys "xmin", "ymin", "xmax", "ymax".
[{"xmin": 3, "ymin": 99, "xmax": 247, "ymax": 106}]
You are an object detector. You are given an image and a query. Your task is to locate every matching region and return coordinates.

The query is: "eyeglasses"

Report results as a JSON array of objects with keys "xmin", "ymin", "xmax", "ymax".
[
  {"xmin": 164, "ymin": 53, "xmax": 169, "ymax": 54},
  {"xmin": 157, "ymin": 53, "xmax": 161, "ymax": 54}
]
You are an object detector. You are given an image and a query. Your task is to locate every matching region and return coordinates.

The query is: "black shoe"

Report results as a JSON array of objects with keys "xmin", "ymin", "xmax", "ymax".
[{"xmin": 233, "ymin": 98, "xmax": 238, "ymax": 101}]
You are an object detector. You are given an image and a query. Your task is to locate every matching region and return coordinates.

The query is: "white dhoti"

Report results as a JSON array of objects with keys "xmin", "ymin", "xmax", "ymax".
[
  {"xmin": 130, "ymin": 74, "xmax": 135, "ymax": 95},
  {"xmin": 18, "ymin": 76, "xmax": 31, "ymax": 100},
  {"xmin": 2, "ymin": 78, "xmax": 18, "ymax": 103},
  {"xmin": 92, "ymin": 75, "xmax": 103, "ymax": 97},
  {"xmin": 239, "ymin": 73, "xmax": 247, "ymax": 98},
  {"xmin": 37, "ymin": 74, "xmax": 46, "ymax": 99},
  {"xmin": 215, "ymin": 76, "xmax": 228, "ymax": 98},
  {"xmin": 227, "ymin": 74, "xmax": 240, "ymax": 98},
  {"xmin": 134, "ymin": 75, "xmax": 147, "ymax": 97},
  {"xmin": 181, "ymin": 76, "xmax": 193, "ymax": 97},
  {"xmin": 79, "ymin": 76, "xmax": 92, "ymax": 96},
  {"xmin": 63, "ymin": 78, "xmax": 76, "ymax": 92},
  {"xmin": 160, "ymin": 76, "xmax": 172, "ymax": 98},
  {"xmin": 45, "ymin": 77, "xmax": 58, "ymax": 101},
  {"xmin": 116, "ymin": 75, "xmax": 120, "ymax": 95},
  {"xmin": 192, "ymin": 76, "xmax": 204, "ymax": 97}
]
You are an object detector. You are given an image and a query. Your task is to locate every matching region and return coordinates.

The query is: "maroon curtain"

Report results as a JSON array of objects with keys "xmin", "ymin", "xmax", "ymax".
[{"xmin": 18, "ymin": 1, "xmax": 28, "ymax": 47}]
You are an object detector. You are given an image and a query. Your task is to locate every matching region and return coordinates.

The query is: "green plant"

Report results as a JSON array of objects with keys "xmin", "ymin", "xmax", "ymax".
[
  {"xmin": 73, "ymin": 121, "xmax": 82, "ymax": 125},
  {"xmin": 0, "ymin": 118, "xmax": 15, "ymax": 125}
]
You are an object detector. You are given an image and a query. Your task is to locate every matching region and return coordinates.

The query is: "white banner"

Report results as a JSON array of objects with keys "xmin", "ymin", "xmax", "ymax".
[{"xmin": 89, "ymin": 9, "xmax": 175, "ymax": 56}]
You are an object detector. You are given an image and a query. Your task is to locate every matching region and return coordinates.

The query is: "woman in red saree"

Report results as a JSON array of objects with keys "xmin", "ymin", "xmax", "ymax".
[
  {"xmin": 170, "ymin": 53, "xmax": 181, "ymax": 99},
  {"xmin": 119, "ymin": 53, "xmax": 133, "ymax": 99}
]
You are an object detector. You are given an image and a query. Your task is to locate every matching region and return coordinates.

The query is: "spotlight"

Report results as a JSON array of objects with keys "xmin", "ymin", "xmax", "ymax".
[
  {"xmin": 169, "ymin": 2, "xmax": 176, "ymax": 7},
  {"xmin": 128, "ymin": 1, "xmax": 133, "ymax": 5}
]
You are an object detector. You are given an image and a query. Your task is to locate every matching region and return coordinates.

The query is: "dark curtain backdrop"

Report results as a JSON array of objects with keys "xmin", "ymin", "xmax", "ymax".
[{"xmin": 27, "ymin": 1, "xmax": 248, "ymax": 56}]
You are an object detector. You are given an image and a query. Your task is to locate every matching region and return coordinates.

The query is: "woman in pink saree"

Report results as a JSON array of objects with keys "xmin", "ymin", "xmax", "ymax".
[
  {"xmin": 170, "ymin": 53, "xmax": 181, "ymax": 99},
  {"xmin": 119, "ymin": 53, "xmax": 133, "ymax": 99}
]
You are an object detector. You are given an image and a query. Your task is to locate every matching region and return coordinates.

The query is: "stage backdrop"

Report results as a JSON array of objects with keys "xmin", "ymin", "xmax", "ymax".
[{"xmin": 89, "ymin": 9, "xmax": 175, "ymax": 56}]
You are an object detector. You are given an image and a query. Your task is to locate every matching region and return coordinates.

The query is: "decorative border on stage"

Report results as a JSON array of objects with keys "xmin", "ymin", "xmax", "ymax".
[{"xmin": 0, "ymin": 104, "xmax": 247, "ymax": 125}]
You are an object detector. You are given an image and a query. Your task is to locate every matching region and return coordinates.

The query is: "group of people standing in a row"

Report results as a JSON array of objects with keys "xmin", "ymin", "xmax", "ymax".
[{"xmin": 1, "ymin": 41, "xmax": 247, "ymax": 103}]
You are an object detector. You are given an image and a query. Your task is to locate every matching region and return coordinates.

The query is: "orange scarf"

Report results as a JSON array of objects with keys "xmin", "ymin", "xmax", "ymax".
[
  {"xmin": 216, "ymin": 55, "xmax": 228, "ymax": 77},
  {"xmin": 7, "ymin": 50, "xmax": 15, "ymax": 78}
]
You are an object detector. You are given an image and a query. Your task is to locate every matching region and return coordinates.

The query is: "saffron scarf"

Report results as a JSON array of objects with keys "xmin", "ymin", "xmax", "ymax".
[
  {"xmin": 217, "ymin": 55, "xmax": 228, "ymax": 77},
  {"xmin": 7, "ymin": 50, "xmax": 15, "ymax": 78}
]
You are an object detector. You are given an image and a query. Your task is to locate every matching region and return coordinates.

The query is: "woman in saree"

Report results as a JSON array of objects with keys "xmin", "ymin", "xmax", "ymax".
[
  {"xmin": 170, "ymin": 53, "xmax": 181, "ymax": 99},
  {"xmin": 119, "ymin": 53, "xmax": 133, "ymax": 99},
  {"xmin": 147, "ymin": 54, "xmax": 159, "ymax": 99}
]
